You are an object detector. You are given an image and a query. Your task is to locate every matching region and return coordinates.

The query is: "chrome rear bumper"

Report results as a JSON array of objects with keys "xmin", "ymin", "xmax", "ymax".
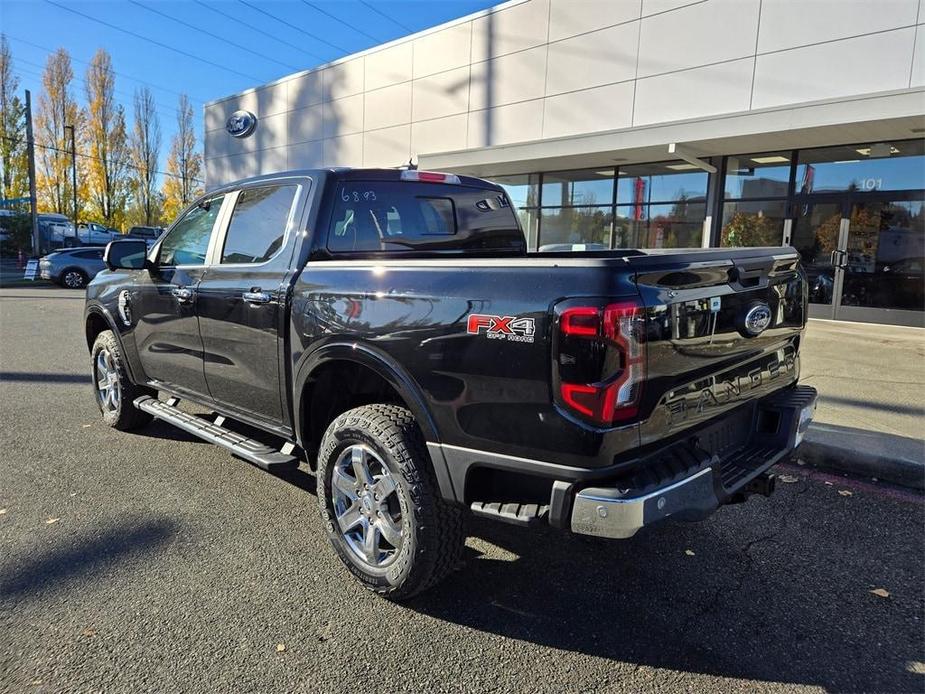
[{"xmin": 570, "ymin": 386, "xmax": 817, "ymax": 539}]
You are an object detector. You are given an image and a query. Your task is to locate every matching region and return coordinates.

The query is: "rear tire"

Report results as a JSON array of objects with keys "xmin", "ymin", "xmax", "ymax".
[
  {"xmin": 317, "ymin": 404, "xmax": 463, "ymax": 600},
  {"xmin": 91, "ymin": 330, "xmax": 155, "ymax": 431}
]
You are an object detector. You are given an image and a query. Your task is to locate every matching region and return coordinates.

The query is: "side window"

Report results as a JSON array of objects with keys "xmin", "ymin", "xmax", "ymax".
[
  {"xmin": 221, "ymin": 184, "xmax": 297, "ymax": 264},
  {"xmin": 158, "ymin": 195, "xmax": 225, "ymax": 266}
]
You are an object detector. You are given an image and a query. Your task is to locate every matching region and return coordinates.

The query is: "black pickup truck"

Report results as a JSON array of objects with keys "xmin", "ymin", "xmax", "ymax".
[{"xmin": 85, "ymin": 168, "xmax": 817, "ymax": 599}]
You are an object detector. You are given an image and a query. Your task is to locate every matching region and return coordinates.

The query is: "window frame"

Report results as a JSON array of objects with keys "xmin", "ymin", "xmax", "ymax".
[
  {"xmin": 215, "ymin": 181, "xmax": 303, "ymax": 267},
  {"xmin": 153, "ymin": 192, "xmax": 231, "ymax": 269},
  {"xmin": 152, "ymin": 174, "xmax": 310, "ymax": 269}
]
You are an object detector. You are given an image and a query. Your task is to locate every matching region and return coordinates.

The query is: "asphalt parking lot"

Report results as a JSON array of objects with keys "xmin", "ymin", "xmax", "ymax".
[{"xmin": 1, "ymin": 286, "xmax": 923, "ymax": 693}]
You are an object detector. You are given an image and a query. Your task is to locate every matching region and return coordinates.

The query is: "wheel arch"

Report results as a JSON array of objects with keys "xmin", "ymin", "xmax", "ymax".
[
  {"xmin": 84, "ymin": 305, "xmax": 142, "ymax": 385},
  {"xmin": 294, "ymin": 342, "xmax": 441, "ymax": 454}
]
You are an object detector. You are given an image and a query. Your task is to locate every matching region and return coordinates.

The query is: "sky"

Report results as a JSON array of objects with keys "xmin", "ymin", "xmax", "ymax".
[{"xmin": 2, "ymin": 0, "xmax": 497, "ymax": 179}]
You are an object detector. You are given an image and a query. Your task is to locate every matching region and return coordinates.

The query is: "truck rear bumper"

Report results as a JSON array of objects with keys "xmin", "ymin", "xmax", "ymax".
[{"xmin": 570, "ymin": 385, "xmax": 817, "ymax": 539}]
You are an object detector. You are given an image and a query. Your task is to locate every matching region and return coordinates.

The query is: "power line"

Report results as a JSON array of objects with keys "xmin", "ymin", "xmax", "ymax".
[
  {"xmin": 1, "ymin": 134, "xmax": 204, "ymax": 184},
  {"xmin": 44, "ymin": 0, "xmax": 265, "ymax": 83},
  {"xmin": 300, "ymin": 0, "xmax": 388, "ymax": 43},
  {"xmin": 15, "ymin": 61, "xmax": 182, "ymax": 124},
  {"xmin": 5, "ymin": 34, "xmax": 208, "ymax": 105},
  {"xmin": 359, "ymin": 0, "xmax": 414, "ymax": 34},
  {"xmin": 193, "ymin": 0, "xmax": 325, "ymax": 65},
  {"xmin": 237, "ymin": 0, "xmax": 351, "ymax": 55},
  {"xmin": 127, "ymin": 0, "xmax": 304, "ymax": 72}
]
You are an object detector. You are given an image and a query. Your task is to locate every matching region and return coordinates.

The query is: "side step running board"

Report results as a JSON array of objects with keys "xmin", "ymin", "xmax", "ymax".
[
  {"xmin": 134, "ymin": 396, "xmax": 298, "ymax": 472},
  {"xmin": 470, "ymin": 501, "xmax": 549, "ymax": 527}
]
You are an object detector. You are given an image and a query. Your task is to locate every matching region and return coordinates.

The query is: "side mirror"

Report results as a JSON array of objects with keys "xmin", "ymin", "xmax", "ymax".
[{"xmin": 104, "ymin": 239, "xmax": 149, "ymax": 271}]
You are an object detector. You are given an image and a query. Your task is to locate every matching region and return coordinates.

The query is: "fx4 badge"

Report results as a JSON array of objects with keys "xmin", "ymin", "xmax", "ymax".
[{"xmin": 467, "ymin": 314, "xmax": 535, "ymax": 343}]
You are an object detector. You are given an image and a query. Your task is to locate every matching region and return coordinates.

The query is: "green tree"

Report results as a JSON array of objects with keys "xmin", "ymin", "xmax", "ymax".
[{"xmin": 0, "ymin": 34, "xmax": 29, "ymax": 208}]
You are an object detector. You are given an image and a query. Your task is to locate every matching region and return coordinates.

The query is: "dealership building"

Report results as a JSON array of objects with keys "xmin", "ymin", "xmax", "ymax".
[{"xmin": 204, "ymin": 0, "xmax": 925, "ymax": 326}]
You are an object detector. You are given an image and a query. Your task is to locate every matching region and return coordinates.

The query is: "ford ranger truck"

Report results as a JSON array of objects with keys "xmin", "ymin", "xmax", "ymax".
[{"xmin": 84, "ymin": 168, "xmax": 817, "ymax": 599}]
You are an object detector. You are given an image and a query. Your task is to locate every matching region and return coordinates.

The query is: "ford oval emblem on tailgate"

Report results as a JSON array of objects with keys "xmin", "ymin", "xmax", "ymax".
[{"xmin": 741, "ymin": 302, "xmax": 772, "ymax": 336}]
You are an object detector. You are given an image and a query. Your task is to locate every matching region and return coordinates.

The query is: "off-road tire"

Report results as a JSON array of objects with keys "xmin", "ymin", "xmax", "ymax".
[
  {"xmin": 91, "ymin": 330, "xmax": 155, "ymax": 430},
  {"xmin": 317, "ymin": 404, "xmax": 464, "ymax": 600}
]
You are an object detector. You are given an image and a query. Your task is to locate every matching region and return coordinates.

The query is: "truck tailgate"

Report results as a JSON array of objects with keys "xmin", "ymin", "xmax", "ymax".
[{"xmin": 627, "ymin": 247, "xmax": 806, "ymax": 446}]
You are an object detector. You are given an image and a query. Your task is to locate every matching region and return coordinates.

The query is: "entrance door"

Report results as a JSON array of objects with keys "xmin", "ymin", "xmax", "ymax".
[
  {"xmin": 837, "ymin": 199, "xmax": 924, "ymax": 325},
  {"xmin": 793, "ymin": 196, "xmax": 924, "ymax": 326},
  {"xmin": 792, "ymin": 200, "xmax": 843, "ymax": 317}
]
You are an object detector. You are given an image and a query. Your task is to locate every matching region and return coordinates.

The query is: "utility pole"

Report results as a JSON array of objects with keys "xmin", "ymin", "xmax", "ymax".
[
  {"xmin": 24, "ymin": 90, "xmax": 39, "ymax": 256},
  {"xmin": 64, "ymin": 124, "xmax": 77, "ymax": 232}
]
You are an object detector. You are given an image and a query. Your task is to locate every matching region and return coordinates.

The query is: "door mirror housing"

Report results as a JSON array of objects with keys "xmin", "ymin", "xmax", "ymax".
[{"xmin": 104, "ymin": 239, "xmax": 149, "ymax": 271}]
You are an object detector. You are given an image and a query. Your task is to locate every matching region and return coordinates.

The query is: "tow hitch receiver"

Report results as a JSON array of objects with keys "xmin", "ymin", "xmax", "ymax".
[{"xmin": 727, "ymin": 471, "xmax": 777, "ymax": 505}]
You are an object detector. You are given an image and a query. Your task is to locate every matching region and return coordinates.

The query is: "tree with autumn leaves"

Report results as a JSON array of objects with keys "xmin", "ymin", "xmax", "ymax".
[
  {"xmin": 162, "ymin": 94, "xmax": 202, "ymax": 222},
  {"xmin": 0, "ymin": 36, "xmax": 203, "ymax": 236}
]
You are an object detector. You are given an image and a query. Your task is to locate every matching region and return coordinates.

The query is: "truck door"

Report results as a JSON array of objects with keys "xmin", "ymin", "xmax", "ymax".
[
  {"xmin": 196, "ymin": 181, "xmax": 305, "ymax": 426},
  {"xmin": 131, "ymin": 193, "xmax": 228, "ymax": 397}
]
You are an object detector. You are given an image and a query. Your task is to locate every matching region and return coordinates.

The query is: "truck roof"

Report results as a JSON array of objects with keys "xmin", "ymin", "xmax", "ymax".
[{"xmin": 212, "ymin": 168, "xmax": 503, "ymax": 192}]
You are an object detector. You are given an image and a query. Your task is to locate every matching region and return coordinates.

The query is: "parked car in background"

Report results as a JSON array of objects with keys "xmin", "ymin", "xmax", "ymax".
[
  {"xmin": 70, "ymin": 222, "xmax": 121, "ymax": 246},
  {"xmin": 126, "ymin": 225, "xmax": 165, "ymax": 248},
  {"xmin": 40, "ymin": 246, "xmax": 106, "ymax": 288}
]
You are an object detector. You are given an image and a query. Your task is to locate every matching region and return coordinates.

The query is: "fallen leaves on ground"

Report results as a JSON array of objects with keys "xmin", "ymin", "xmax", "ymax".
[
  {"xmin": 778, "ymin": 474, "xmax": 800, "ymax": 483},
  {"xmin": 838, "ymin": 489, "xmax": 853, "ymax": 497},
  {"xmin": 870, "ymin": 588, "xmax": 890, "ymax": 598},
  {"xmin": 81, "ymin": 628, "xmax": 96, "ymax": 637},
  {"xmin": 0, "ymin": 509, "xmax": 7, "ymax": 515},
  {"xmin": 45, "ymin": 517, "xmax": 60, "ymax": 525},
  {"xmin": 276, "ymin": 643, "xmax": 286, "ymax": 653},
  {"xmin": 685, "ymin": 549, "xmax": 695, "ymax": 556}
]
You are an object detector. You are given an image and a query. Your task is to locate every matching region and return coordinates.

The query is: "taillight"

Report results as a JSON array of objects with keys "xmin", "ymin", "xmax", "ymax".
[{"xmin": 554, "ymin": 301, "xmax": 646, "ymax": 426}]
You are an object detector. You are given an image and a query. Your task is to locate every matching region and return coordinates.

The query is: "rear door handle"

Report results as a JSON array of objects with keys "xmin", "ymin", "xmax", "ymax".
[
  {"xmin": 242, "ymin": 290, "xmax": 271, "ymax": 305},
  {"xmin": 171, "ymin": 287, "xmax": 193, "ymax": 303}
]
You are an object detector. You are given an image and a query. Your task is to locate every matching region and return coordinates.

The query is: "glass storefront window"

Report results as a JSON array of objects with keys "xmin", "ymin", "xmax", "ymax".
[
  {"xmin": 541, "ymin": 169, "xmax": 614, "ymax": 207},
  {"xmin": 617, "ymin": 162, "xmax": 708, "ymax": 205},
  {"xmin": 492, "ymin": 173, "xmax": 539, "ymax": 209},
  {"xmin": 538, "ymin": 207, "xmax": 612, "ymax": 250},
  {"xmin": 720, "ymin": 200, "xmax": 787, "ymax": 247},
  {"xmin": 724, "ymin": 152, "xmax": 792, "ymax": 199},
  {"xmin": 796, "ymin": 140, "xmax": 925, "ymax": 194},
  {"xmin": 840, "ymin": 200, "xmax": 924, "ymax": 311},
  {"xmin": 614, "ymin": 202, "xmax": 705, "ymax": 249}
]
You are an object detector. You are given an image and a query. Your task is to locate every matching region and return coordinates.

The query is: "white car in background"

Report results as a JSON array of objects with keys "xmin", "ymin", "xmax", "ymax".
[{"xmin": 74, "ymin": 222, "xmax": 121, "ymax": 246}]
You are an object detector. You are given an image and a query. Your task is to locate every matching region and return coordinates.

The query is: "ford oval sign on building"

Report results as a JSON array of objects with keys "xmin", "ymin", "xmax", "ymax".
[{"xmin": 226, "ymin": 110, "xmax": 257, "ymax": 138}]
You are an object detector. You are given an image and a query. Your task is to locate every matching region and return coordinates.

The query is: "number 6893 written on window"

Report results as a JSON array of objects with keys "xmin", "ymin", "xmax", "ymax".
[{"xmin": 341, "ymin": 189, "xmax": 377, "ymax": 202}]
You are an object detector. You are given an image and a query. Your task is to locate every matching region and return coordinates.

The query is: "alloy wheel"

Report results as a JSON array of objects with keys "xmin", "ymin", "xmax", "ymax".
[
  {"xmin": 94, "ymin": 348, "xmax": 121, "ymax": 413},
  {"xmin": 331, "ymin": 444, "xmax": 404, "ymax": 569},
  {"xmin": 64, "ymin": 271, "xmax": 85, "ymax": 288}
]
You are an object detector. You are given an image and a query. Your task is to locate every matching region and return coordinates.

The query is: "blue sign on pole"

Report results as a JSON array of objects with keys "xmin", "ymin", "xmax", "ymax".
[{"xmin": 0, "ymin": 196, "xmax": 31, "ymax": 206}]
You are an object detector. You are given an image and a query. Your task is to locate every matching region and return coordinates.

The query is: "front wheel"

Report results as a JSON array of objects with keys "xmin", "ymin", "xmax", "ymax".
[
  {"xmin": 317, "ymin": 404, "xmax": 463, "ymax": 600},
  {"xmin": 91, "ymin": 330, "xmax": 154, "ymax": 430}
]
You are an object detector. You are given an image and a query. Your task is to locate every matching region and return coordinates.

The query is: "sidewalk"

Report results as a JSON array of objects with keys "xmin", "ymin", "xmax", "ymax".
[{"xmin": 799, "ymin": 319, "xmax": 925, "ymax": 489}]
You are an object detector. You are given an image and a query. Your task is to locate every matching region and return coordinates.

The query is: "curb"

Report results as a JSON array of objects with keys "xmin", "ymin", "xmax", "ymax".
[{"xmin": 799, "ymin": 424, "xmax": 925, "ymax": 491}]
